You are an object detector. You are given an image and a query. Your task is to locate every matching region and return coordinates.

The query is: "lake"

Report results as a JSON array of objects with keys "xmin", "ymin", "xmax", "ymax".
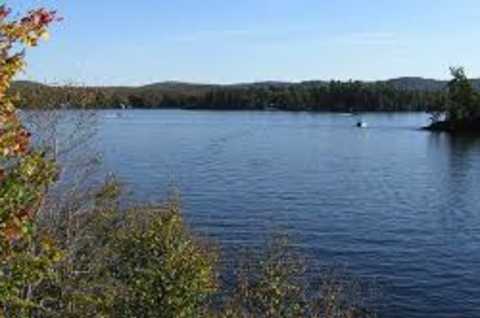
[{"xmin": 97, "ymin": 110, "xmax": 480, "ymax": 318}]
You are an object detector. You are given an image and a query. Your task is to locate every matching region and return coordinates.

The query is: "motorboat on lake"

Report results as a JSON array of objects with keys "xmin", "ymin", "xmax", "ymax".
[{"xmin": 356, "ymin": 121, "xmax": 368, "ymax": 128}]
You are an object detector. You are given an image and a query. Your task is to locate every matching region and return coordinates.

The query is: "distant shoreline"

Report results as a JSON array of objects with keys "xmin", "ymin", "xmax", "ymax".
[
  {"xmin": 423, "ymin": 119, "xmax": 480, "ymax": 132},
  {"xmin": 12, "ymin": 78, "xmax": 444, "ymax": 113},
  {"xmin": 23, "ymin": 106, "xmax": 430, "ymax": 114}
]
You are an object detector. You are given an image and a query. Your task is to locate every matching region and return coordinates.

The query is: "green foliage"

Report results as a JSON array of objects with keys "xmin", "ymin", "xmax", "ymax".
[
  {"xmin": 445, "ymin": 67, "xmax": 480, "ymax": 121},
  {"xmin": 109, "ymin": 204, "xmax": 218, "ymax": 318},
  {"xmin": 427, "ymin": 67, "xmax": 480, "ymax": 131},
  {"xmin": 0, "ymin": 237, "xmax": 61, "ymax": 317},
  {"xmin": 219, "ymin": 237, "xmax": 376, "ymax": 318},
  {"xmin": 223, "ymin": 237, "xmax": 308, "ymax": 318},
  {"xmin": 35, "ymin": 180, "xmax": 217, "ymax": 318}
]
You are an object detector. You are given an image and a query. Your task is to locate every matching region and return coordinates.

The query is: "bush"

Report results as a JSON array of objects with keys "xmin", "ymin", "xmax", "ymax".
[
  {"xmin": 108, "ymin": 203, "xmax": 218, "ymax": 318},
  {"xmin": 221, "ymin": 237, "xmax": 308, "ymax": 318},
  {"xmin": 37, "ymin": 181, "xmax": 217, "ymax": 318},
  {"xmin": 219, "ymin": 237, "xmax": 376, "ymax": 318}
]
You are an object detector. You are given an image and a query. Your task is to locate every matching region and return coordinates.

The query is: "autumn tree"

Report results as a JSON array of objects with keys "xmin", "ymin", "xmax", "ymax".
[{"xmin": 0, "ymin": 5, "xmax": 61, "ymax": 316}]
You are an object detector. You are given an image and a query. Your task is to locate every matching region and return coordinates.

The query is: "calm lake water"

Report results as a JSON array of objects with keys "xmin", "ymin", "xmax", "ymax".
[{"xmin": 97, "ymin": 110, "xmax": 480, "ymax": 318}]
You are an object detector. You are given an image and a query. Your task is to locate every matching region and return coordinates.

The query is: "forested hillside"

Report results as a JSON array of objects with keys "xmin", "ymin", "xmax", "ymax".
[{"xmin": 14, "ymin": 77, "xmax": 480, "ymax": 112}]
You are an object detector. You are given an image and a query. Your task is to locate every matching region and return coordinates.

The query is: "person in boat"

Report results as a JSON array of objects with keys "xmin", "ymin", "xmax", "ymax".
[{"xmin": 356, "ymin": 121, "xmax": 368, "ymax": 128}]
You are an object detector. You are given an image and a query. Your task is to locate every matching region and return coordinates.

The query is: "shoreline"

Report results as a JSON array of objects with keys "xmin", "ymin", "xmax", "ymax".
[{"xmin": 423, "ymin": 119, "xmax": 480, "ymax": 133}]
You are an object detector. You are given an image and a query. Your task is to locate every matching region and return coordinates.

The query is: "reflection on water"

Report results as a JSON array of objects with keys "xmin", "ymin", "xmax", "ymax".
[
  {"xmin": 428, "ymin": 133, "xmax": 480, "ymax": 225},
  {"xmin": 92, "ymin": 110, "xmax": 480, "ymax": 318}
]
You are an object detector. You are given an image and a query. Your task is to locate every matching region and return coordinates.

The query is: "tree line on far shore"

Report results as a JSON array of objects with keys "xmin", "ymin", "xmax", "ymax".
[{"xmin": 13, "ymin": 78, "xmax": 448, "ymax": 112}]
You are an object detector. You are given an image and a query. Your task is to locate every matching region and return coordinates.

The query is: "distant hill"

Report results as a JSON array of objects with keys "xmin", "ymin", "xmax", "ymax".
[
  {"xmin": 140, "ymin": 81, "xmax": 216, "ymax": 91},
  {"xmin": 12, "ymin": 80, "xmax": 47, "ymax": 88},
  {"xmin": 383, "ymin": 77, "xmax": 448, "ymax": 91},
  {"xmin": 383, "ymin": 77, "xmax": 480, "ymax": 91}
]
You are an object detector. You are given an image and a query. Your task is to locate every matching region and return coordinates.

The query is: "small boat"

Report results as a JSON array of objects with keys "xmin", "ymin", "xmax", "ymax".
[
  {"xmin": 352, "ymin": 109, "xmax": 367, "ymax": 128},
  {"xmin": 356, "ymin": 121, "xmax": 368, "ymax": 128}
]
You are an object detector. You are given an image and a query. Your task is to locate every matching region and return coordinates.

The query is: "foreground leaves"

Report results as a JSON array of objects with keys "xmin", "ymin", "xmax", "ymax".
[{"xmin": 0, "ymin": 5, "xmax": 61, "ymax": 317}]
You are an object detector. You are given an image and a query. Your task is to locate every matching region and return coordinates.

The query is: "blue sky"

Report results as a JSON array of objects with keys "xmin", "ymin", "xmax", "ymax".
[{"xmin": 12, "ymin": 0, "xmax": 480, "ymax": 85}]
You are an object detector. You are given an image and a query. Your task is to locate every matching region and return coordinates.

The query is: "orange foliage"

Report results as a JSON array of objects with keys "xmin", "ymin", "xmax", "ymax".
[{"xmin": 0, "ymin": 5, "xmax": 59, "ymax": 258}]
